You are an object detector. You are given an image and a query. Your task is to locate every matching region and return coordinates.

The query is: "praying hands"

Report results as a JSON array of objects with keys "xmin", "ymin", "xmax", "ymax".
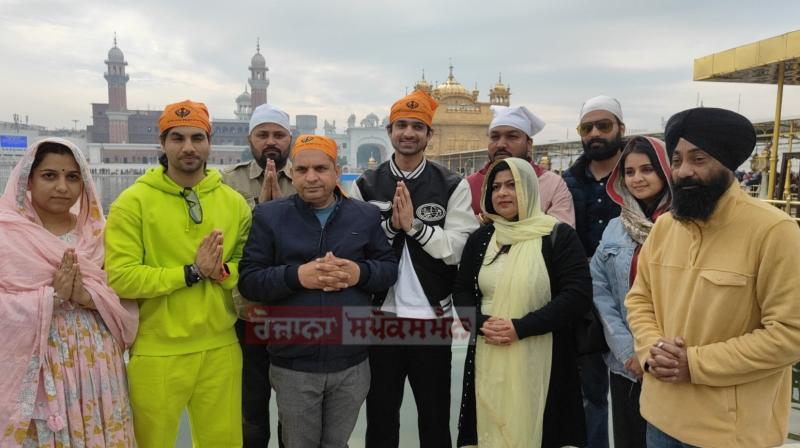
[
  {"xmin": 646, "ymin": 337, "xmax": 691, "ymax": 383},
  {"xmin": 298, "ymin": 251, "xmax": 361, "ymax": 292}
]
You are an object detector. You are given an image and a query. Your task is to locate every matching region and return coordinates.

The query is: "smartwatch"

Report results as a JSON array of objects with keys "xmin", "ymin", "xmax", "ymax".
[{"xmin": 185, "ymin": 264, "xmax": 203, "ymax": 287}]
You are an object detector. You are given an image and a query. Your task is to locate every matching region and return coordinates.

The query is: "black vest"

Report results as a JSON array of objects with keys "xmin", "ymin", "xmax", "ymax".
[{"xmin": 355, "ymin": 158, "xmax": 463, "ymax": 307}]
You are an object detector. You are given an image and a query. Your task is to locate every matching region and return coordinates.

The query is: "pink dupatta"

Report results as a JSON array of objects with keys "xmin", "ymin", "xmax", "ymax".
[{"xmin": 0, "ymin": 138, "xmax": 138, "ymax": 439}]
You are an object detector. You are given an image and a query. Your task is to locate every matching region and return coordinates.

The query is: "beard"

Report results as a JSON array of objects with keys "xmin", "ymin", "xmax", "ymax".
[
  {"xmin": 582, "ymin": 133, "xmax": 623, "ymax": 161},
  {"xmin": 254, "ymin": 145, "xmax": 288, "ymax": 169},
  {"xmin": 671, "ymin": 170, "xmax": 732, "ymax": 222}
]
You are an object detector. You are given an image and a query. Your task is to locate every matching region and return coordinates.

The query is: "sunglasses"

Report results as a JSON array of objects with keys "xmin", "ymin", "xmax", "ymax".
[
  {"xmin": 180, "ymin": 187, "xmax": 203, "ymax": 224},
  {"xmin": 577, "ymin": 119, "xmax": 615, "ymax": 137}
]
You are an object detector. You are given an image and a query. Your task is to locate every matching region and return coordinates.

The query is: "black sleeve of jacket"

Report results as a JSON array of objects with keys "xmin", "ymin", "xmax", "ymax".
[
  {"xmin": 512, "ymin": 224, "xmax": 592, "ymax": 339},
  {"xmin": 356, "ymin": 206, "xmax": 399, "ymax": 292},
  {"xmin": 453, "ymin": 227, "xmax": 490, "ymax": 334},
  {"xmin": 237, "ymin": 205, "xmax": 300, "ymax": 303}
]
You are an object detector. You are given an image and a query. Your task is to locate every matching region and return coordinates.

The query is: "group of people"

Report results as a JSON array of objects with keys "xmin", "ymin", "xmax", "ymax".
[{"xmin": 1, "ymin": 86, "xmax": 800, "ymax": 448}]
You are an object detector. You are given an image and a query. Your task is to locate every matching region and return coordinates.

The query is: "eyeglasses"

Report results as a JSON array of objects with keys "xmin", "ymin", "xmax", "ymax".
[
  {"xmin": 180, "ymin": 187, "xmax": 203, "ymax": 224},
  {"xmin": 577, "ymin": 119, "xmax": 615, "ymax": 137}
]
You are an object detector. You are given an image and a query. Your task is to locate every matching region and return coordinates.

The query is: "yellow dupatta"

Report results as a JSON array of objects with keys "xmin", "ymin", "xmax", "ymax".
[{"xmin": 475, "ymin": 158, "xmax": 557, "ymax": 447}]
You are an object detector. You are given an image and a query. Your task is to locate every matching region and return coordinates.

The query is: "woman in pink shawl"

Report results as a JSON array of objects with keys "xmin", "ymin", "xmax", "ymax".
[{"xmin": 0, "ymin": 138, "xmax": 138, "ymax": 447}]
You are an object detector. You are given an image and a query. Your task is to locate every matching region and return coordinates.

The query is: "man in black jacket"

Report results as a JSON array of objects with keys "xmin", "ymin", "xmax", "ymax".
[
  {"xmin": 238, "ymin": 135, "xmax": 398, "ymax": 447},
  {"xmin": 352, "ymin": 90, "xmax": 479, "ymax": 448},
  {"xmin": 562, "ymin": 95, "xmax": 625, "ymax": 448}
]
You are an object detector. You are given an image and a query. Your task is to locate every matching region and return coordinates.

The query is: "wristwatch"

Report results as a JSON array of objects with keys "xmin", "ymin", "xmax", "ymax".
[
  {"xmin": 185, "ymin": 264, "xmax": 203, "ymax": 287},
  {"xmin": 408, "ymin": 218, "xmax": 425, "ymax": 236}
]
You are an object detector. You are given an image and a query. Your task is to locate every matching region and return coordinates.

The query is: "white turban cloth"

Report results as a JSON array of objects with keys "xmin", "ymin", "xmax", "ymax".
[{"xmin": 490, "ymin": 105, "xmax": 546, "ymax": 137}]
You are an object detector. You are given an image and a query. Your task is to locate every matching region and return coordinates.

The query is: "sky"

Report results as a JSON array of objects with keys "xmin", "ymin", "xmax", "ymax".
[{"xmin": 2, "ymin": 0, "xmax": 799, "ymax": 143}]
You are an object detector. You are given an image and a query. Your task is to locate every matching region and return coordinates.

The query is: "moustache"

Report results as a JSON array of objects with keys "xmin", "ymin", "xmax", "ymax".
[
  {"xmin": 673, "ymin": 177, "xmax": 704, "ymax": 189},
  {"xmin": 587, "ymin": 137, "xmax": 609, "ymax": 147},
  {"xmin": 260, "ymin": 147, "xmax": 282, "ymax": 160}
]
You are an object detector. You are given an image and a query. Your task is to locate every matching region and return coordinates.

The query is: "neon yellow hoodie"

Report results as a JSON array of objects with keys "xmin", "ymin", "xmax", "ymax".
[{"xmin": 104, "ymin": 167, "xmax": 252, "ymax": 356}]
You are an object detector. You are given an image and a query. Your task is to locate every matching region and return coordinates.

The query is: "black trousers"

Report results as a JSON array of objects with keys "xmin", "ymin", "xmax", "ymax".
[
  {"xmin": 365, "ymin": 342, "xmax": 452, "ymax": 448},
  {"xmin": 235, "ymin": 319, "xmax": 283, "ymax": 448},
  {"xmin": 609, "ymin": 372, "xmax": 647, "ymax": 448}
]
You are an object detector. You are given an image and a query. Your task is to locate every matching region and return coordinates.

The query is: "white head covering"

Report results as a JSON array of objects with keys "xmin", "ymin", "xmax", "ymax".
[
  {"xmin": 490, "ymin": 105, "xmax": 546, "ymax": 137},
  {"xmin": 579, "ymin": 95, "xmax": 623, "ymax": 122},
  {"xmin": 249, "ymin": 104, "xmax": 291, "ymax": 135}
]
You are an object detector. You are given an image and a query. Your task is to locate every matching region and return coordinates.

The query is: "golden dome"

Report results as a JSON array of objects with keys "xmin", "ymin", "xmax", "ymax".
[
  {"xmin": 433, "ymin": 64, "xmax": 472, "ymax": 100},
  {"xmin": 414, "ymin": 69, "xmax": 432, "ymax": 94},
  {"xmin": 492, "ymin": 72, "xmax": 509, "ymax": 93}
]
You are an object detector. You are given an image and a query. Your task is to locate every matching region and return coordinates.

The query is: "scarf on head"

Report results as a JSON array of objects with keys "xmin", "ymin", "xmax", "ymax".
[
  {"xmin": 0, "ymin": 138, "xmax": 138, "ymax": 439},
  {"xmin": 475, "ymin": 157, "xmax": 557, "ymax": 447},
  {"xmin": 606, "ymin": 136, "xmax": 672, "ymax": 285}
]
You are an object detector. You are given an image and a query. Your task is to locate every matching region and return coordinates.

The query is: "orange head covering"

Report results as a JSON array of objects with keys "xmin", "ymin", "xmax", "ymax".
[
  {"xmin": 158, "ymin": 100, "xmax": 211, "ymax": 135},
  {"xmin": 290, "ymin": 134, "xmax": 348, "ymax": 197},
  {"xmin": 389, "ymin": 90, "xmax": 438, "ymax": 127},
  {"xmin": 291, "ymin": 134, "xmax": 338, "ymax": 161}
]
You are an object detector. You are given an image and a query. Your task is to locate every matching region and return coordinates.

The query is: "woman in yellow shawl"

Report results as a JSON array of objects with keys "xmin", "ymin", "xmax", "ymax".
[{"xmin": 455, "ymin": 158, "xmax": 592, "ymax": 448}]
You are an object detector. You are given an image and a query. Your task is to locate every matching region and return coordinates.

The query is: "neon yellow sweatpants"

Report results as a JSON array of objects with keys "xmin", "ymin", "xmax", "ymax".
[{"xmin": 127, "ymin": 343, "xmax": 243, "ymax": 448}]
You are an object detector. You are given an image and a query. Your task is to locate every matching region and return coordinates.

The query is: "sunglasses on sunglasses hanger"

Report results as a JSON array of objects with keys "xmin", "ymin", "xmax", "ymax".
[
  {"xmin": 576, "ymin": 119, "xmax": 615, "ymax": 137},
  {"xmin": 180, "ymin": 187, "xmax": 203, "ymax": 224}
]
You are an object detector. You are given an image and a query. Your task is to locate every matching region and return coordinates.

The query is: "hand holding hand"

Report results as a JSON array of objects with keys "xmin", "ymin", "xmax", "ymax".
[
  {"xmin": 647, "ymin": 337, "xmax": 691, "ymax": 383},
  {"xmin": 481, "ymin": 316, "xmax": 519, "ymax": 346},
  {"xmin": 298, "ymin": 252, "xmax": 344, "ymax": 291},
  {"xmin": 326, "ymin": 252, "xmax": 361, "ymax": 288}
]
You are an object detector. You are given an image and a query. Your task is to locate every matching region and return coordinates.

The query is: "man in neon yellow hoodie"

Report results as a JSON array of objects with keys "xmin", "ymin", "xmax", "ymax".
[{"xmin": 105, "ymin": 100, "xmax": 252, "ymax": 447}]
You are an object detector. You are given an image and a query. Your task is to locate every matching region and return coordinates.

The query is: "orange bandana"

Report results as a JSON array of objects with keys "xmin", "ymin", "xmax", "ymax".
[
  {"xmin": 158, "ymin": 100, "xmax": 211, "ymax": 134},
  {"xmin": 389, "ymin": 90, "xmax": 438, "ymax": 127},
  {"xmin": 291, "ymin": 134, "xmax": 338, "ymax": 161}
]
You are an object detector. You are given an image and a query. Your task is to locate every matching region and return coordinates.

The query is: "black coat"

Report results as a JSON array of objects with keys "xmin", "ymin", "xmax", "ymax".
[
  {"xmin": 562, "ymin": 155, "xmax": 621, "ymax": 257},
  {"xmin": 238, "ymin": 193, "xmax": 399, "ymax": 373},
  {"xmin": 454, "ymin": 223, "xmax": 591, "ymax": 448}
]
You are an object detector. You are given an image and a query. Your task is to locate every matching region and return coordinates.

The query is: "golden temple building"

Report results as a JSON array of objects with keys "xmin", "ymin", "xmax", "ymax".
[{"xmin": 414, "ymin": 65, "xmax": 511, "ymax": 158}]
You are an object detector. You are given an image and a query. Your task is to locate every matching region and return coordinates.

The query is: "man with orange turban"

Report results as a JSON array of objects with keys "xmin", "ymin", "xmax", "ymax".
[
  {"xmin": 351, "ymin": 90, "xmax": 479, "ymax": 447},
  {"xmin": 239, "ymin": 135, "xmax": 398, "ymax": 447},
  {"xmin": 105, "ymin": 99, "xmax": 253, "ymax": 447}
]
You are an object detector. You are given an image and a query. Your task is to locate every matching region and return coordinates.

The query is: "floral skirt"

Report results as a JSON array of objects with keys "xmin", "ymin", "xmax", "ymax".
[{"xmin": 11, "ymin": 307, "xmax": 135, "ymax": 447}]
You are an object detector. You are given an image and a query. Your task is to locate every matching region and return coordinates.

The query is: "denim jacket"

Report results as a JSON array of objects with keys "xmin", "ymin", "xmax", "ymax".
[{"xmin": 590, "ymin": 217, "xmax": 638, "ymax": 381}]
